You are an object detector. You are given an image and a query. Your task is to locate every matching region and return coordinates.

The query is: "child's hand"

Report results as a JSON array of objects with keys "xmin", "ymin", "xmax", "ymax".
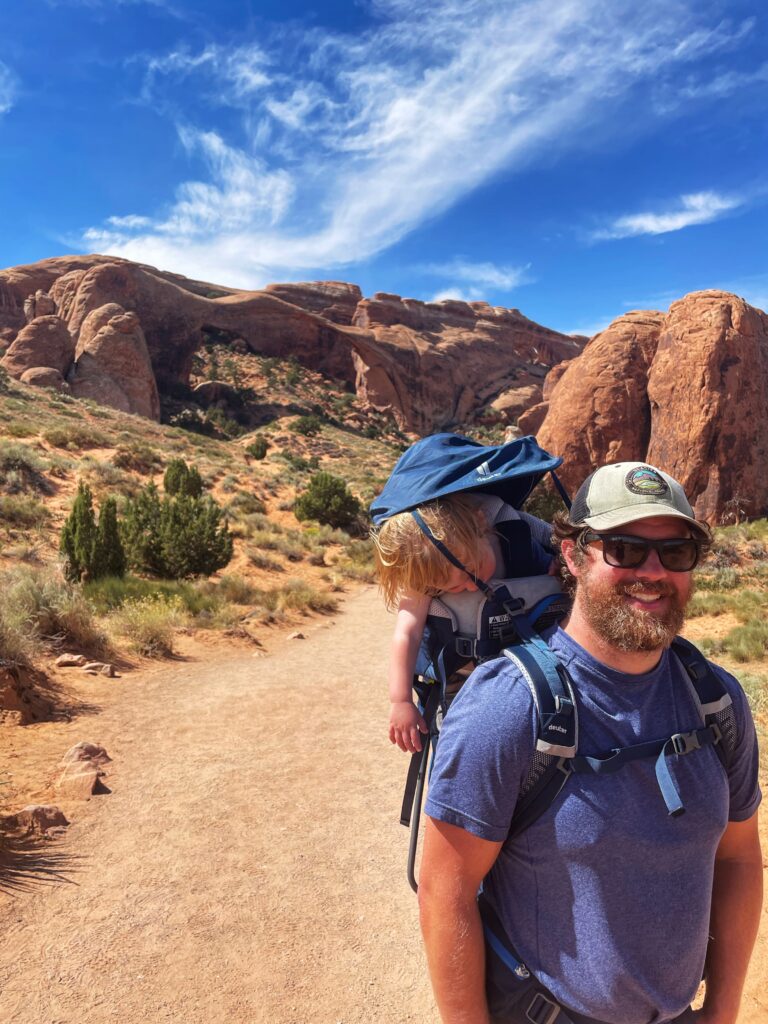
[{"xmin": 389, "ymin": 701, "xmax": 428, "ymax": 753}]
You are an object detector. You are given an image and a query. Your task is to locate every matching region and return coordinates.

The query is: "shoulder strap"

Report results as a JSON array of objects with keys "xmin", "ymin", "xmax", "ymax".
[{"xmin": 671, "ymin": 636, "xmax": 736, "ymax": 769}]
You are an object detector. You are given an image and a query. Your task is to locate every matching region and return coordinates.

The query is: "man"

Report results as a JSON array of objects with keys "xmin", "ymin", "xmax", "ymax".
[{"xmin": 419, "ymin": 462, "xmax": 762, "ymax": 1024}]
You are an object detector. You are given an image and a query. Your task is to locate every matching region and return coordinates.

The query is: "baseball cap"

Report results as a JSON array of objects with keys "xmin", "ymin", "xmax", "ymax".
[{"xmin": 569, "ymin": 462, "xmax": 709, "ymax": 538}]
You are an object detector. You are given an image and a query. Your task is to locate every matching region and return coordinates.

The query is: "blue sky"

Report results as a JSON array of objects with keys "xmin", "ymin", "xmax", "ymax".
[{"xmin": 1, "ymin": 0, "xmax": 766, "ymax": 335}]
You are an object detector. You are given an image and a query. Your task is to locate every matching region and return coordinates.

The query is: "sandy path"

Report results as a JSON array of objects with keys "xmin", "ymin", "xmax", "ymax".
[
  {"xmin": 0, "ymin": 586, "xmax": 766, "ymax": 1023},
  {"xmin": 0, "ymin": 588, "xmax": 434, "ymax": 1023}
]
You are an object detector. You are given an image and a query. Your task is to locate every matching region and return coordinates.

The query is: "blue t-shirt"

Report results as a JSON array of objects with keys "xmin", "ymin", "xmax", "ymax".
[{"xmin": 424, "ymin": 628, "xmax": 761, "ymax": 1024}]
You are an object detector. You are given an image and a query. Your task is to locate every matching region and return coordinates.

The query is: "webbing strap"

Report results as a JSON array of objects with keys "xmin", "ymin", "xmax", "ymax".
[
  {"xmin": 550, "ymin": 469, "xmax": 571, "ymax": 511},
  {"xmin": 571, "ymin": 724, "xmax": 721, "ymax": 816},
  {"xmin": 410, "ymin": 510, "xmax": 495, "ymax": 599}
]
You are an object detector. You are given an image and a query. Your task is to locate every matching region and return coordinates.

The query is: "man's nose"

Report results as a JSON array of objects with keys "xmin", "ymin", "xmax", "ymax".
[{"xmin": 635, "ymin": 548, "xmax": 667, "ymax": 579}]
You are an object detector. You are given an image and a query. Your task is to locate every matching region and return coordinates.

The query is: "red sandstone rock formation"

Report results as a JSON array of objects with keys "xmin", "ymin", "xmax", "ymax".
[
  {"xmin": 349, "ymin": 293, "xmax": 581, "ymax": 434},
  {"xmin": 2, "ymin": 314, "xmax": 75, "ymax": 379},
  {"xmin": 0, "ymin": 255, "xmax": 579, "ymax": 432},
  {"xmin": 71, "ymin": 306, "xmax": 160, "ymax": 420},
  {"xmin": 536, "ymin": 292, "xmax": 768, "ymax": 523}
]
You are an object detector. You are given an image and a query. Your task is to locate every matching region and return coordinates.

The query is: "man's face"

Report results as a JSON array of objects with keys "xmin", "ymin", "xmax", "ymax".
[{"xmin": 570, "ymin": 517, "xmax": 695, "ymax": 653}]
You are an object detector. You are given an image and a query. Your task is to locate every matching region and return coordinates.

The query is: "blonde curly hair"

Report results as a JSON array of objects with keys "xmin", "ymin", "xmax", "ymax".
[{"xmin": 371, "ymin": 493, "xmax": 490, "ymax": 609}]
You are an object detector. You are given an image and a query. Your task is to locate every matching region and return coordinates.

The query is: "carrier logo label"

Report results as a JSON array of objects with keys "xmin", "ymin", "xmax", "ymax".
[
  {"xmin": 488, "ymin": 613, "xmax": 511, "ymax": 640},
  {"xmin": 625, "ymin": 466, "xmax": 669, "ymax": 497},
  {"xmin": 547, "ymin": 724, "xmax": 567, "ymax": 734}
]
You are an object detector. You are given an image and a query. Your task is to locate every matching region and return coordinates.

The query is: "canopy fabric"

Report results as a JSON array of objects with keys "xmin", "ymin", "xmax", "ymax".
[{"xmin": 369, "ymin": 433, "xmax": 563, "ymax": 525}]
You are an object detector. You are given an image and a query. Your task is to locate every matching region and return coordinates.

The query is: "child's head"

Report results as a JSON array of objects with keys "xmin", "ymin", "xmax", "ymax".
[{"xmin": 372, "ymin": 493, "xmax": 495, "ymax": 609}]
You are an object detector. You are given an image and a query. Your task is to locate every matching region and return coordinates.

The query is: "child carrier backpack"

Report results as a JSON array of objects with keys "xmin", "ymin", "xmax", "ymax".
[{"xmin": 371, "ymin": 434, "xmax": 739, "ymax": 892}]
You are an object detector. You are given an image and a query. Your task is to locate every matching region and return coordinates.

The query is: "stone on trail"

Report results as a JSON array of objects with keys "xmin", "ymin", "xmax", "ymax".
[
  {"xmin": 55, "ymin": 653, "xmax": 87, "ymax": 668},
  {"xmin": 11, "ymin": 804, "xmax": 69, "ymax": 836},
  {"xmin": 288, "ymin": 631, "xmax": 306, "ymax": 640},
  {"xmin": 60, "ymin": 741, "xmax": 111, "ymax": 767},
  {"xmin": 55, "ymin": 763, "xmax": 103, "ymax": 800},
  {"xmin": 82, "ymin": 661, "xmax": 116, "ymax": 677}
]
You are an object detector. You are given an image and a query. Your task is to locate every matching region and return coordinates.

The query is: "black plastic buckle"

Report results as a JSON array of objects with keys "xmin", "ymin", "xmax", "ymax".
[
  {"xmin": 455, "ymin": 637, "xmax": 475, "ymax": 659},
  {"xmin": 671, "ymin": 731, "xmax": 700, "ymax": 755},
  {"xmin": 526, "ymin": 991, "xmax": 561, "ymax": 1024}
]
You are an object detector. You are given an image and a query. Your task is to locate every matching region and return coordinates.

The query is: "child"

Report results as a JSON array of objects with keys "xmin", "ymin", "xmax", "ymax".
[{"xmin": 372, "ymin": 491, "xmax": 554, "ymax": 754}]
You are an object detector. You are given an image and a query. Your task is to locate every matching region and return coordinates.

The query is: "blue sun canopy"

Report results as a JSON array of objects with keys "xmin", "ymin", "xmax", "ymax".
[{"xmin": 370, "ymin": 433, "xmax": 563, "ymax": 525}]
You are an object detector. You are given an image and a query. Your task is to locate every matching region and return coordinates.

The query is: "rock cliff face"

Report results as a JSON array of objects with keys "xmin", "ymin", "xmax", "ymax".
[
  {"xmin": 349, "ymin": 294, "xmax": 581, "ymax": 434},
  {"xmin": 0, "ymin": 255, "xmax": 581, "ymax": 431},
  {"xmin": 537, "ymin": 291, "xmax": 768, "ymax": 523}
]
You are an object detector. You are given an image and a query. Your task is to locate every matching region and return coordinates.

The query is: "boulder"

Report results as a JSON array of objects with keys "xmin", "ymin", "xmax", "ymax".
[
  {"xmin": 19, "ymin": 366, "xmax": 67, "ymax": 390},
  {"xmin": 1, "ymin": 315, "xmax": 75, "ymax": 380},
  {"xmin": 55, "ymin": 762, "xmax": 103, "ymax": 800},
  {"xmin": 8, "ymin": 804, "xmax": 69, "ymax": 836},
  {"xmin": 537, "ymin": 310, "xmax": 664, "ymax": 493},
  {"xmin": 60, "ymin": 741, "xmax": 111, "ymax": 767},
  {"xmin": 71, "ymin": 306, "xmax": 160, "ymax": 420},
  {"xmin": 490, "ymin": 383, "xmax": 543, "ymax": 423},
  {"xmin": 646, "ymin": 291, "xmax": 768, "ymax": 522},
  {"xmin": 536, "ymin": 292, "xmax": 768, "ymax": 523},
  {"xmin": 55, "ymin": 653, "xmax": 88, "ymax": 668}
]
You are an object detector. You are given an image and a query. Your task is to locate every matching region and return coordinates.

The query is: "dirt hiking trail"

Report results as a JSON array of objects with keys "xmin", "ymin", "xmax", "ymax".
[{"xmin": 1, "ymin": 587, "xmax": 766, "ymax": 1023}]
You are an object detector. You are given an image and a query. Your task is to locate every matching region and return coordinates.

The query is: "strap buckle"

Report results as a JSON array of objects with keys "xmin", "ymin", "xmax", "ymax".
[
  {"xmin": 526, "ymin": 991, "xmax": 561, "ymax": 1024},
  {"xmin": 455, "ymin": 637, "xmax": 475, "ymax": 659},
  {"xmin": 671, "ymin": 731, "xmax": 700, "ymax": 755}
]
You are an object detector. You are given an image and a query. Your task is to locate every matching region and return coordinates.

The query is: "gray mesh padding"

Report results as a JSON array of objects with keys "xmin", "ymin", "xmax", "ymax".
[
  {"xmin": 520, "ymin": 750, "xmax": 559, "ymax": 798},
  {"xmin": 710, "ymin": 706, "xmax": 737, "ymax": 763}
]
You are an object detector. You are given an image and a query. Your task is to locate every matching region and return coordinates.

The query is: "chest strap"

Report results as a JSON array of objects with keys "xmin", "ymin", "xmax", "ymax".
[{"xmin": 571, "ymin": 723, "xmax": 723, "ymax": 816}]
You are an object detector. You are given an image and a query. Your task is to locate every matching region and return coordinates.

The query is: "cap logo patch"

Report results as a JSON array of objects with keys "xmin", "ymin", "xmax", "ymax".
[{"xmin": 625, "ymin": 466, "xmax": 669, "ymax": 496}]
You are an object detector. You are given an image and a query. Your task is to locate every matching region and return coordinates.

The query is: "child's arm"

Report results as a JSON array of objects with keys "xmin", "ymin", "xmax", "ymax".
[{"xmin": 388, "ymin": 591, "xmax": 431, "ymax": 754}]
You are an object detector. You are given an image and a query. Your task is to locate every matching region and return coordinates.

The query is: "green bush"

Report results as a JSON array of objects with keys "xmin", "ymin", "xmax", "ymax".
[
  {"xmin": 294, "ymin": 472, "xmax": 361, "ymax": 530},
  {"xmin": 42, "ymin": 424, "xmax": 109, "ymax": 450},
  {"xmin": 289, "ymin": 414, "xmax": 323, "ymax": 437},
  {"xmin": 164, "ymin": 458, "xmax": 203, "ymax": 498},
  {"xmin": 246, "ymin": 437, "xmax": 269, "ymax": 460},
  {"xmin": 60, "ymin": 483, "xmax": 126, "ymax": 582},
  {"xmin": 122, "ymin": 482, "xmax": 233, "ymax": 579}
]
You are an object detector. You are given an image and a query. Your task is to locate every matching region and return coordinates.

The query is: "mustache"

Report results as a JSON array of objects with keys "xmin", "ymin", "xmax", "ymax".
[{"xmin": 619, "ymin": 581, "xmax": 677, "ymax": 599}]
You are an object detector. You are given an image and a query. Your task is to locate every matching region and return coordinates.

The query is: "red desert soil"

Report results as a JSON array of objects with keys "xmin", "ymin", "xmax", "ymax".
[{"xmin": 0, "ymin": 586, "xmax": 766, "ymax": 1023}]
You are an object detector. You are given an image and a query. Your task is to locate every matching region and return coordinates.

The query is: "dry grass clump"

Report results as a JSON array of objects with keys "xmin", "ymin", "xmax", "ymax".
[
  {"xmin": 0, "ymin": 494, "xmax": 50, "ymax": 530},
  {"xmin": 108, "ymin": 594, "xmax": 189, "ymax": 657},
  {"xmin": 0, "ymin": 565, "xmax": 107, "ymax": 661},
  {"xmin": 42, "ymin": 424, "xmax": 110, "ymax": 450}
]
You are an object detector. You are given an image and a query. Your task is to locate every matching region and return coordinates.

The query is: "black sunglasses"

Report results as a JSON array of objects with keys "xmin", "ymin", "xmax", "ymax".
[{"xmin": 581, "ymin": 531, "xmax": 702, "ymax": 572}]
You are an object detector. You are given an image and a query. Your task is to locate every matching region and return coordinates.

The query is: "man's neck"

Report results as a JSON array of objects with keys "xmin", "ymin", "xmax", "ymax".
[{"xmin": 560, "ymin": 608, "xmax": 665, "ymax": 675}]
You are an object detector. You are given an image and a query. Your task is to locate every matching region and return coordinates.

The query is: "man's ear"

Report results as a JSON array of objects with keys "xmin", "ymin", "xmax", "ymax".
[{"xmin": 560, "ymin": 538, "xmax": 583, "ymax": 578}]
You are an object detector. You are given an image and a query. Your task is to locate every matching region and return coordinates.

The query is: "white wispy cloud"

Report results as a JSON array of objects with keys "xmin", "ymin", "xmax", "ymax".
[
  {"xmin": 679, "ymin": 62, "xmax": 768, "ymax": 101},
  {"xmin": 0, "ymin": 61, "xmax": 17, "ymax": 115},
  {"xmin": 593, "ymin": 191, "xmax": 745, "ymax": 240},
  {"xmin": 81, "ymin": 0, "xmax": 760, "ymax": 286},
  {"xmin": 425, "ymin": 260, "xmax": 532, "ymax": 292}
]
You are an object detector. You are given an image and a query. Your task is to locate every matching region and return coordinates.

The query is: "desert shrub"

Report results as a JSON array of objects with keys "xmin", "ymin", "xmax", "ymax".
[
  {"xmin": 289, "ymin": 414, "xmax": 322, "ymax": 437},
  {"xmin": 60, "ymin": 483, "xmax": 126, "ymax": 582},
  {"xmin": 687, "ymin": 592, "xmax": 730, "ymax": 618},
  {"xmin": 246, "ymin": 436, "xmax": 269, "ymax": 460},
  {"xmin": 708, "ymin": 539, "xmax": 740, "ymax": 568},
  {"xmin": 164, "ymin": 458, "xmax": 203, "ymax": 498},
  {"xmin": 1, "ymin": 566, "xmax": 107, "ymax": 653},
  {"xmin": 216, "ymin": 574, "xmax": 258, "ymax": 604},
  {"xmin": 113, "ymin": 442, "xmax": 163, "ymax": 474},
  {"xmin": 226, "ymin": 491, "xmax": 266, "ymax": 517},
  {"xmin": 721, "ymin": 621, "xmax": 768, "ymax": 663},
  {"xmin": 523, "ymin": 483, "xmax": 568, "ymax": 524},
  {"xmin": 5, "ymin": 420, "xmax": 37, "ymax": 438},
  {"xmin": 122, "ymin": 483, "xmax": 233, "ymax": 579},
  {"xmin": 696, "ymin": 567, "xmax": 741, "ymax": 592},
  {"xmin": 294, "ymin": 472, "xmax": 361, "ymax": 530},
  {"xmin": 247, "ymin": 549, "xmax": 284, "ymax": 572},
  {"xmin": 0, "ymin": 494, "xmax": 49, "ymax": 530},
  {"xmin": 42, "ymin": 424, "xmax": 109, "ymax": 450},
  {"xmin": 0, "ymin": 444, "xmax": 49, "ymax": 493},
  {"xmin": 84, "ymin": 575, "xmax": 220, "ymax": 618},
  {"xmin": 108, "ymin": 595, "xmax": 187, "ymax": 657}
]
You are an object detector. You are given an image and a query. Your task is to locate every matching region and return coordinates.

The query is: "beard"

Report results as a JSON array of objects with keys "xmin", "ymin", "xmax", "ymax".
[{"xmin": 577, "ymin": 573, "xmax": 692, "ymax": 652}]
